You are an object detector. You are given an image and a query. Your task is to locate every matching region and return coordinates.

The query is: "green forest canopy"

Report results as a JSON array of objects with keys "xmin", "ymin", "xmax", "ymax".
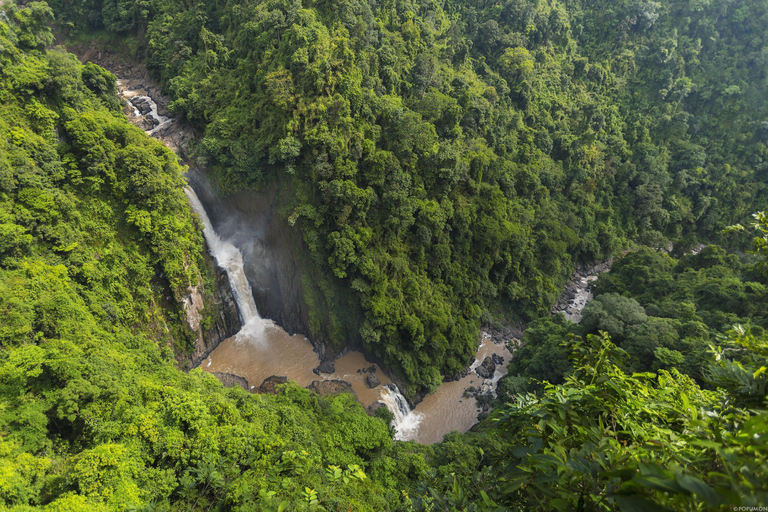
[
  {"xmin": 503, "ymin": 244, "xmax": 768, "ymax": 394},
  {"xmin": 47, "ymin": 0, "xmax": 768, "ymax": 395},
  {"xmin": 0, "ymin": 0, "xmax": 767, "ymax": 510}
]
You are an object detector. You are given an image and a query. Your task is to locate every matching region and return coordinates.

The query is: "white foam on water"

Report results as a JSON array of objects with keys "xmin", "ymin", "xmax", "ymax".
[{"xmin": 380, "ymin": 384, "xmax": 424, "ymax": 441}]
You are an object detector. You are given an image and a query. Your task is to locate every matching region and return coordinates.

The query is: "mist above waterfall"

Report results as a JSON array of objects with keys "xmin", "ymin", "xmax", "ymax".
[{"xmin": 184, "ymin": 168, "xmax": 276, "ymax": 303}]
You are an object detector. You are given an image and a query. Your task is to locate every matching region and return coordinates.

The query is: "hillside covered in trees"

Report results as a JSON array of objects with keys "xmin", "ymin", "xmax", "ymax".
[
  {"xmin": 0, "ymin": 6, "xmax": 429, "ymax": 509},
  {"xmin": 1, "ymin": 0, "xmax": 767, "ymax": 509},
  {"xmin": 48, "ymin": 0, "xmax": 768, "ymax": 396}
]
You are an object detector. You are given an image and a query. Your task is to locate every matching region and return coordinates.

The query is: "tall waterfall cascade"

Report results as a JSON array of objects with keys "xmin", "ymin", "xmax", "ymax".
[{"xmin": 184, "ymin": 188, "xmax": 261, "ymax": 326}]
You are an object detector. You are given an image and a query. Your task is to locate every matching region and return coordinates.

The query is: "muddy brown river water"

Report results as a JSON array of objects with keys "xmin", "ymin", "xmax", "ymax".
[{"xmin": 202, "ymin": 321, "xmax": 512, "ymax": 443}]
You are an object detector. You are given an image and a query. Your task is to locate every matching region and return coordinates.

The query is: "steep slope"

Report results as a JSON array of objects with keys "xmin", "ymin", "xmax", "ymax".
[
  {"xmin": 47, "ymin": 0, "xmax": 768, "ymax": 396},
  {"xmin": 0, "ymin": 5, "xmax": 422, "ymax": 509}
]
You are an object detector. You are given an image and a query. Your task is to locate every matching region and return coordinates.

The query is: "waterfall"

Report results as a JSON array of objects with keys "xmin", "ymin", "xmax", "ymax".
[
  {"xmin": 184, "ymin": 187, "xmax": 260, "ymax": 325},
  {"xmin": 380, "ymin": 384, "xmax": 423, "ymax": 441}
]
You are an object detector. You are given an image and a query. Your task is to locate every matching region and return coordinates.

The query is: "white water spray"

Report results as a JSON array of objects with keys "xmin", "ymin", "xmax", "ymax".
[
  {"xmin": 380, "ymin": 384, "xmax": 423, "ymax": 441},
  {"xmin": 184, "ymin": 187, "xmax": 261, "ymax": 326}
]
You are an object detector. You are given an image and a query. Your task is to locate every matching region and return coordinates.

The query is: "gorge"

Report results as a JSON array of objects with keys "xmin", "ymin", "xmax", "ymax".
[
  {"xmin": 3, "ymin": 1, "xmax": 768, "ymax": 508},
  {"xmin": 112, "ymin": 61, "xmax": 515, "ymax": 443}
]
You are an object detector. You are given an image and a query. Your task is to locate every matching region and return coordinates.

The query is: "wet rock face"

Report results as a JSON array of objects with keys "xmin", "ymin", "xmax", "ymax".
[
  {"xmin": 491, "ymin": 353, "xmax": 504, "ymax": 366},
  {"xmin": 130, "ymin": 96, "xmax": 152, "ymax": 114},
  {"xmin": 365, "ymin": 373, "xmax": 380, "ymax": 389},
  {"xmin": 204, "ymin": 178, "xmax": 359, "ymax": 362},
  {"xmin": 313, "ymin": 361, "xmax": 335, "ymax": 375},
  {"xmin": 485, "ymin": 325, "xmax": 525, "ymax": 344},
  {"xmin": 259, "ymin": 375, "xmax": 288, "ymax": 394},
  {"xmin": 176, "ymin": 237, "xmax": 241, "ymax": 371},
  {"xmin": 212, "ymin": 372, "xmax": 249, "ymax": 391},
  {"xmin": 552, "ymin": 260, "xmax": 612, "ymax": 323},
  {"xmin": 475, "ymin": 357, "xmax": 496, "ymax": 379},
  {"xmin": 307, "ymin": 380, "xmax": 354, "ymax": 397},
  {"xmin": 206, "ymin": 255, "xmax": 241, "ymax": 342}
]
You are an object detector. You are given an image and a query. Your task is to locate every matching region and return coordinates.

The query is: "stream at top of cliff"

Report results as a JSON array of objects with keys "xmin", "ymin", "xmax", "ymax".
[{"xmin": 115, "ymin": 74, "xmax": 515, "ymax": 444}]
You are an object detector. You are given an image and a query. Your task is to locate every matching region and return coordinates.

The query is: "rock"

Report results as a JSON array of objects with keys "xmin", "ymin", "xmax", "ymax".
[
  {"xmin": 176, "ymin": 244, "xmax": 241, "ymax": 371},
  {"xmin": 258, "ymin": 375, "xmax": 288, "ymax": 394},
  {"xmin": 136, "ymin": 116, "xmax": 156, "ymax": 131},
  {"xmin": 212, "ymin": 372, "xmax": 249, "ymax": 391},
  {"xmin": 475, "ymin": 357, "xmax": 496, "ymax": 379},
  {"xmin": 491, "ymin": 353, "xmax": 504, "ymax": 365},
  {"xmin": 365, "ymin": 373, "xmax": 380, "ymax": 388},
  {"xmin": 365, "ymin": 365, "xmax": 377, "ymax": 373},
  {"xmin": 313, "ymin": 360, "xmax": 335, "ymax": 375},
  {"xmin": 366, "ymin": 401, "xmax": 387, "ymax": 416},
  {"xmin": 131, "ymin": 97, "xmax": 152, "ymax": 115},
  {"xmin": 307, "ymin": 380, "xmax": 354, "ymax": 397}
]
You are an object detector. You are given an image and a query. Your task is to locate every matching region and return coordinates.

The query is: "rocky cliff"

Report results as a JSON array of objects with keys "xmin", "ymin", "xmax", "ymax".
[
  {"xmin": 177, "ymin": 244, "xmax": 241, "ymax": 370},
  {"xmin": 185, "ymin": 168, "xmax": 354, "ymax": 361}
]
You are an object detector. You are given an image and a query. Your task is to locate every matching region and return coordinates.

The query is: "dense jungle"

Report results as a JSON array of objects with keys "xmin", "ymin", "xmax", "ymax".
[{"xmin": 1, "ymin": 0, "xmax": 767, "ymax": 509}]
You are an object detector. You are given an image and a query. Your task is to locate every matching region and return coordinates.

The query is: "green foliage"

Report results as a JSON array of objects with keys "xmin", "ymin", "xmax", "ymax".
[
  {"xmin": 500, "ymin": 315, "xmax": 574, "ymax": 395},
  {"xmin": 579, "ymin": 246, "xmax": 767, "ymax": 380},
  {"xmin": 708, "ymin": 325, "xmax": 768, "ymax": 408},
  {"xmin": 50, "ymin": 0, "xmax": 768, "ymax": 394},
  {"xmin": 729, "ymin": 211, "xmax": 768, "ymax": 278},
  {"xmin": 426, "ymin": 331, "xmax": 768, "ymax": 510},
  {"xmin": 3, "ymin": 0, "xmax": 768, "ymax": 509},
  {"xmin": 0, "ymin": 10, "xmax": 421, "ymax": 510}
]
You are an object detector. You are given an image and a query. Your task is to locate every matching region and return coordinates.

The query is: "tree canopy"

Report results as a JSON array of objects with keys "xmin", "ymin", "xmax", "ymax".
[{"xmin": 2, "ymin": 0, "xmax": 768, "ymax": 509}]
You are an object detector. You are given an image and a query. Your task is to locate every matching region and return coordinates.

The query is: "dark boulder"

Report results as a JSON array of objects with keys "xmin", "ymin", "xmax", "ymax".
[
  {"xmin": 475, "ymin": 357, "xmax": 496, "ymax": 379},
  {"xmin": 307, "ymin": 380, "xmax": 354, "ymax": 397},
  {"xmin": 491, "ymin": 353, "xmax": 504, "ymax": 365},
  {"xmin": 136, "ymin": 116, "xmax": 155, "ymax": 131},
  {"xmin": 365, "ymin": 373, "xmax": 380, "ymax": 388},
  {"xmin": 313, "ymin": 360, "xmax": 335, "ymax": 375},
  {"xmin": 212, "ymin": 372, "xmax": 249, "ymax": 391},
  {"xmin": 259, "ymin": 375, "xmax": 288, "ymax": 394},
  {"xmin": 130, "ymin": 96, "xmax": 152, "ymax": 115}
]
